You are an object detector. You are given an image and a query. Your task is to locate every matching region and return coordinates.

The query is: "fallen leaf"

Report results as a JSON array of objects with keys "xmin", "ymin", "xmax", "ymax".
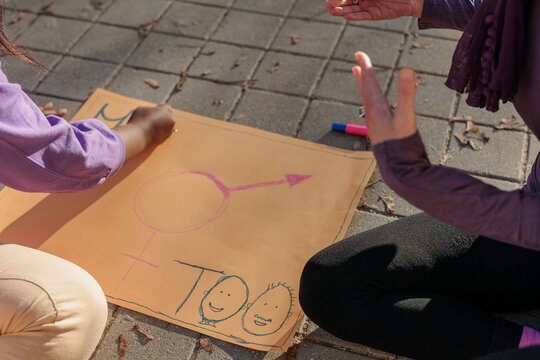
[
  {"xmin": 133, "ymin": 325, "xmax": 154, "ymax": 340},
  {"xmin": 118, "ymin": 335, "xmax": 127, "ymax": 358},
  {"xmin": 360, "ymin": 202, "xmax": 379, "ymax": 211},
  {"xmin": 469, "ymin": 140, "xmax": 483, "ymax": 151},
  {"xmin": 138, "ymin": 20, "xmax": 154, "ymax": 39},
  {"xmin": 242, "ymin": 79, "xmax": 258, "ymax": 91},
  {"xmin": 450, "ymin": 115, "xmax": 473, "ymax": 122},
  {"xmin": 212, "ymin": 98, "xmax": 224, "ymax": 106},
  {"xmin": 290, "ymin": 35, "xmax": 301, "ymax": 45},
  {"xmin": 440, "ymin": 154, "xmax": 453, "ymax": 166},
  {"xmin": 90, "ymin": 0, "xmax": 104, "ymax": 9},
  {"xmin": 14, "ymin": 7, "xmax": 32, "ymax": 13},
  {"xmin": 202, "ymin": 70, "xmax": 213, "ymax": 77},
  {"xmin": 380, "ymin": 193, "xmax": 395, "ymax": 214},
  {"xmin": 352, "ymin": 139, "xmax": 362, "ymax": 151},
  {"xmin": 144, "ymin": 78, "xmax": 160, "ymax": 89},
  {"xmin": 9, "ymin": 13, "xmax": 25, "ymax": 24},
  {"xmin": 266, "ymin": 62, "xmax": 280, "ymax": 73},
  {"xmin": 412, "ymin": 41, "xmax": 435, "ymax": 49},
  {"xmin": 465, "ymin": 120, "xmax": 490, "ymax": 141},
  {"xmin": 233, "ymin": 56, "xmax": 246, "ymax": 68},
  {"xmin": 201, "ymin": 50, "xmax": 216, "ymax": 56},
  {"xmin": 454, "ymin": 132, "xmax": 469, "ymax": 146},
  {"xmin": 200, "ymin": 337, "xmax": 217, "ymax": 353},
  {"xmin": 176, "ymin": 71, "xmax": 188, "ymax": 92},
  {"xmin": 495, "ymin": 116, "xmax": 522, "ymax": 130},
  {"xmin": 38, "ymin": 0, "xmax": 54, "ymax": 15}
]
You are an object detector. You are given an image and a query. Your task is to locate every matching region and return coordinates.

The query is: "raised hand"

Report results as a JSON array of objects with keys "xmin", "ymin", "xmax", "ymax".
[
  {"xmin": 352, "ymin": 52, "xmax": 418, "ymax": 145},
  {"xmin": 325, "ymin": 0, "xmax": 424, "ymax": 21}
]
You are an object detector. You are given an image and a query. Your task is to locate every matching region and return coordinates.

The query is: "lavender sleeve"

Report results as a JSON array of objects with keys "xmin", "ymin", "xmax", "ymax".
[
  {"xmin": 418, "ymin": 0, "xmax": 483, "ymax": 31},
  {"xmin": 0, "ymin": 68, "xmax": 125, "ymax": 193},
  {"xmin": 373, "ymin": 132, "xmax": 540, "ymax": 252}
]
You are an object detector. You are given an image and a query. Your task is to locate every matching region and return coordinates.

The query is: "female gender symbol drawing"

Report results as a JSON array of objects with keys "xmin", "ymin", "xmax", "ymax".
[{"xmin": 116, "ymin": 171, "xmax": 312, "ymax": 288}]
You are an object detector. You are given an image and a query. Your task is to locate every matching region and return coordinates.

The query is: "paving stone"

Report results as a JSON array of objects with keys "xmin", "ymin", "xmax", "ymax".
[
  {"xmin": 398, "ymin": 35, "xmax": 457, "ymax": 76},
  {"xmin": 334, "ymin": 26, "xmax": 404, "ymax": 68},
  {"xmin": 361, "ymin": 179, "xmax": 421, "ymax": 217},
  {"xmin": 126, "ymin": 33, "xmax": 202, "ymax": 73},
  {"xmin": 36, "ymin": 56, "xmax": 117, "ymax": 101},
  {"xmin": 188, "ymin": 42, "xmax": 262, "ymax": 83},
  {"xmin": 233, "ymin": 0, "xmax": 293, "ymax": 16},
  {"xmin": 473, "ymin": 176, "xmax": 520, "ymax": 191},
  {"xmin": 212, "ymin": 10, "xmax": 281, "ymax": 48},
  {"xmin": 99, "ymin": 0, "xmax": 169, "ymax": 28},
  {"xmin": 296, "ymin": 341, "xmax": 376, "ymax": 360},
  {"xmin": 454, "ymin": 96, "xmax": 524, "ymax": 128},
  {"xmin": 91, "ymin": 308, "xmax": 198, "ymax": 360},
  {"xmin": 416, "ymin": 116, "xmax": 449, "ymax": 164},
  {"xmin": 350, "ymin": 17, "xmax": 412, "ymax": 33},
  {"xmin": 271, "ymin": 18, "xmax": 343, "ymax": 58},
  {"xmin": 107, "ymin": 67, "xmax": 179, "ymax": 103},
  {"xmin": 28, "ymin": 94, "xmax": 82, "ymax": 121},
  {"xmin": 345, "ymin": 210, "xmax": 396, "ymax": 238},
  {"xmin": 167, "ymin": 78, "xmax": 242, "ymax": 120},
  {"xmin": 526, "ymin": 135, "xmax": 540, "ymax": 178},
  {"xmin": 4, "ymin": 0, "xmax": 50, "ymax": 12},
  {"xmin": 193, "ymin": 336, "xmax": 266, "ymax": 360},
  {"xmin": 187, "ymin": 0, "xmax": 232, "ymax": 6},
  {"xmin": 48, "ymin": 0, "xmax": 113, "ymax": 21},
  {"xmin": 252, "ymin": 52, "xmax": 324, "ymax": 96},
  {"xmin": 289, "ymin": 0, "xmax": 344, "ymax": 24},
  {"xmin": 231, "ymin": 89, "xmax": 307, "ymax": 136},
  {"xmin": 388, "ymin": 73, "xmax": 455, "ymax": 119},
  {"xmin": 154, "ymin": 2, "xmax": 225, "ymax": 38},
  {"xmin": 4, "ymin": 9, "xmax": 36, "ymax": 39},
  {"xmin": 315, "ymin": 60, "xmax": 390, "ymax": 105},
  {"xmin": 409, "ymin": 21, "xmax": 462, "ymax": 41},
  {"xmin": 70, "ymin": 24, "xmax": 140, "ymax": 63},
  {"xmin": 2, "ymin": 50, "xmax": 60, "ymax": 91},
  {"xmin": 446, "ymin": 122, "xmax": 525, "ymax": 181},
  {"xmin": 298, "ymin": 99, "xmax": 368, "ymax": 150},
  {"xmin": 17, "ymin": 16, "xmax": 90, "ymax": 53}
]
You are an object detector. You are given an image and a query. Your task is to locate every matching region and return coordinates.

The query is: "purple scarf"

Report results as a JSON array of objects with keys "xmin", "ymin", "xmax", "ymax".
[{"xmin": 445, "ymin": 0, "xmax": 527, "ymax": 112}]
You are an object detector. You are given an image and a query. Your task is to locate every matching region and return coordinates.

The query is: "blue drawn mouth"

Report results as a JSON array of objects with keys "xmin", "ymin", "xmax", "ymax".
[
  {"xmin": 254, "ymin": 320, "xmax": 267, "ymax": 326},
  {"xmin": 209, "ymin": 302, "xmax": 224, "ymax": 312},
  {"xmin": 253, "ymin": 314, "xmax": 272, "ymax": 326}
]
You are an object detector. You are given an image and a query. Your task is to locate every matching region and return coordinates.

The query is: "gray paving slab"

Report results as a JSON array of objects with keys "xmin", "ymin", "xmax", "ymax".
[
  {"xmin": 70, "ymin": 23, "xmax": 140, "ymax": 63},
  {"xmin": 168, "ymin": 78, "xmax": 242, "ymax": 120},
  {"xmin": 154, "ymin": 2, "xmax": 226, "ymax": 39},
  {"xmin": 474, "ymin": 175, "xmax": 520, "ymax": 191},
  {"xmin": 4, "ymin": 8, "xmax": 36, "ymax": 39},
  {"xmin": 334, "ymin": 26, "xmax": 404, "ymax": 68},
  {"xmin": 91, "ymin": 308, "xmax": 199, "ymax": 360},
  {"xmin": 446, "ymin": 122, "xmax": 526, "ymax": 181},
  {"xmin": 526, "ymin": 135, "xmax": 540, "ymax": 177},
  {"xmin": 350, "ymin": 17, "xmax": 412, "ymax": 33},
  {"xmin": 16, "ymin": 15, "xmax": 90, "ymax": 53},
  {"xmin": 187, "ymin": 0, "xmax": 232, "ymax": 6},
  {"xmin": 454, "ymin": 96, "xmax": 524, "ymax": 128},
  {"xmin": 289, "ymin": 0, "xmax": 344, "ymax": 24},
  {"xmin": 188, "ymin": 42, "xmax": 263, "ymax": 83},
  {"xmin": 271, "ymin": 18, "xmax": 343, "ymax": 58},
  {"xmin": 344, "ymin": 210, "xmax": 396, "ymax": 237},
  {"xmin": 298, "ymin": 99, "xmax": 368, "ymax": 151},
  {"xmin": 398, "ymin": 35, "xmax": 457, "ymax": 76},
  {"xmin": 193, "ymin": 336, "xmax": 267, "ymax": 360},
  {"xmin": 48, "ymin": 0, "xmax": 113, "ymax": 21},
  {"xmin": 314, "ymin": 60, "xmax": 390, "ymax": 105},
  {"xmin": 28, "ymin": 94, "xmax": 82, "ymax": 121},
  {"xmin": 252, "ymin": 52, "xmax": 324, "ymax": 96},
  {"xmin": 296, "ymin": 341, "xmax": 378, "ymax": 360},
  {"xmin": 388, "ymin": 72, "xmax": 456, "ymax": 119},
  {"xmin": 99, "ymin": 0, "xmax": 169, "ymax": 28},
  {"xmin": 231, "ymin": 89, "xmax": 307, "ymax": 136},
  {"xmin": 107, "ymin": 67, "xmax": 179, "ymax": 104},
  {"xmin": 416, "ymin": 116, "xmax": 450, "ymax": 164},
  {"xmin": 126, "ymin": 33, "xmax": 202, "ymax": 73},
  {"xmin": 233, "ymin": 0, "xmax": 293, "ymax": 16},
  {"xmin": 36, "ymin": 56, "xmax": 117, "ymax": 101},
  {"xmin": 212, "ymin": 10, "xmax": 282, "ymax": 48},
  {"xmin": 1, "ymin": 50, "xmax": 60, "ymax": 91},
  {"xmin": 360, "ymin": 180, "xmax": 421, "ymax": 217},
  {"xmin": 4, "ymin": 0, "xmax": 49, "ymax": 12},
  {"xmin": 409, "ymin": 21, "xmax": 462, "ymax": 41}
]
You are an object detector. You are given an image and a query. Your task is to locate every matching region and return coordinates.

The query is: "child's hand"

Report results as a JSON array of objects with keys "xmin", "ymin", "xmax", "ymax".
[
  {"xmin": 39, "ymin": 102, "xmax": 68, "ymax": 117},
  {"xmin": 114, "ymin": 104, "xmax": 176, "ymax": 161}
]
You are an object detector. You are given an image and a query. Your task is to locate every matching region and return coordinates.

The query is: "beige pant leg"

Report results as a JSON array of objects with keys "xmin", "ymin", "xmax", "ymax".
[{"xmin": 0, "ymin": 244, "xmax": 108, "ymax": 360}]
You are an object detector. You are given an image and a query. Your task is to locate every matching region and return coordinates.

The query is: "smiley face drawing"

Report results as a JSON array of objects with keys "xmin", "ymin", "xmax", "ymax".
[
  {"xmin": 199, "ymin": 275, "xmax": 249, "ymax": 327},
  {"xmin": 241, "ymin": 283, "xmax": 293, "ymax": 336}
]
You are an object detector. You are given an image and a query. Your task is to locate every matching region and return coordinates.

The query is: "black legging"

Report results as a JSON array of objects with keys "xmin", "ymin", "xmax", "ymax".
[{"xmin": 299, "ymin": 213, "xmax": 540, "ymax": 360}]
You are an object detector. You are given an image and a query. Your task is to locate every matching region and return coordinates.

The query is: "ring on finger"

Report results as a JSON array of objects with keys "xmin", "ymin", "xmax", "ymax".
[{"xmin": 352, "ymin": 0, "xmax": 359, "ymax": 4}]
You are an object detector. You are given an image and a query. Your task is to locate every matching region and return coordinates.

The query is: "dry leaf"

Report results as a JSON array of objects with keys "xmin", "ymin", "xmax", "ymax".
[
  {"xmin": 352, "ymin": 139, "xmax": 362, "ymax": 151},
  {"xmin": 454, "ymin": 132, "xmax": 469, "ymax": 146},
  {"xmin": 176, "ymin": 71, "xmax": 188, "ymax": 92},
  {"xmin": 118, "ymin": 335, "xmax": 127, "ymax": 358},
  {"xmin": 14, "ymin": 7, "xmax": 32, "ymax": 13},
  {"xmin": 450, "ymin": 115, "xmax": 473, "ymax": 122},
  {"xmin": 201, "ymin": 50, "xmax": 216, "ymax": 56},
  {"xmin": 200, "ymin": 337, "xmax": 217, "ymax": 353},
  {"xmin": 133, "ymin": 325, "xmax": 154, "ymax": 340},
  {"xmin": 465, "ymin": 120, "xmax": 490, "ymax": 141},
  {"xmin": 138, "ymin": 20, "xmax": 154, "ymax": 39},
  {"xmin": 440, "ymin": 154, "xmax": 453, "ymax": 166},
  {"xmin": 360, "ymin": 202, "xmax": 379, "ymax": 211},
  {"xmin": 242, "ymin": 79, "xmax": 258, "ymax": 91},
  {"xmin": 290, "ymin": 35, "xmax": 301, "ymax": 45},
  {"xmin": 9, "ymin": 14, "xmax": 25, "ymax": 24},
  {"xmin": 212, "ymin": 98, "xmax": 224, "ymax": 106},
  {"xmin": 495, "ymin": 116, "xmax": 521, "ymax": 130},
  {"xmin": 234, "ymin": 56, "xmax": 246, "ymax": 68},
  {"xmin": 202, "ymin": 70, "xmax": 213, "ymax": 77},
  {"xmin": 90, "ymin": 0, "xmax": 104, "ymax": 9},
  {"xmin": 38, "ymin": 0, "xmax": 54, "ymax": 15},
  {"xmin": 412, "ymin": 41, "xmax": 435, "ymax": 49},
  {"xmin": 380, "ymin": 193, "xmax": 395, "ymax": 214},
  {"xmin": 469, "ymin": 140, "xmax": 483, "ymax": 151},
  {"xmin": 266, "ymin": 62, "xmax": 280, "ymax": 73},
  {"xmin": 144, "ymin": 78, "xmax": 160, "ymax": 89}
]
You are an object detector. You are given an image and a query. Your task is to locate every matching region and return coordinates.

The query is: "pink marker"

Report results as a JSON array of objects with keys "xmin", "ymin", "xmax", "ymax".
[{"xmin": 332, "ymin": 123, "xmax": 368, "ymax": 137}]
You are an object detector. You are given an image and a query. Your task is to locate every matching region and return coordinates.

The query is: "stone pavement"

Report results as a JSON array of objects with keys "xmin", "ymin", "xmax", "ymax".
[{"xmin": 1, "ymin": 0, "xmax": 538, "ymax": 359}]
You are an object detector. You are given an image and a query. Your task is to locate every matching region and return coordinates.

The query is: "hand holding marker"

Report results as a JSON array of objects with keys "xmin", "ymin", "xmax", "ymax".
[{"xmin": 332, "ymin": 106, "xmax": 368, "ymax": 137}]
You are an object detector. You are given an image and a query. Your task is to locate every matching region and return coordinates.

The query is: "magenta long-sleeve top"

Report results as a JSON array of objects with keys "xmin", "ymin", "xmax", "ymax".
[
  {"xmin": 375, "ymin": 0, "xmax": 540, "ymax": 250},
  {"xmin": 0, "ymin": 67, "xmax": 125, "ymax": 193}
]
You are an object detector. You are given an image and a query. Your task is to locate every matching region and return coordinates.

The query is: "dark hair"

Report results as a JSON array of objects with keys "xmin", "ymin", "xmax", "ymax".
[{"xmin": 0, "ymin": 5, "xmax": 47, "ymax": 71}]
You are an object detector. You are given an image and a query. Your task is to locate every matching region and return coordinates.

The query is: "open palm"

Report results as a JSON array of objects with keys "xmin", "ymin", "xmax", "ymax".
[{"xmin": 325, "ymin": 0, "xmax": 423, "ymax": 21}]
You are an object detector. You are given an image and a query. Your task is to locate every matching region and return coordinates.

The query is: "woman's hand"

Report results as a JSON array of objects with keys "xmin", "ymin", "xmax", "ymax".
[
  {"xmin": 325, "ymin": 0, "xmax": 424, "ymax": 21},
  {"xmin": 114, "ymin": 104, "xmax": 176, "ymax": 161},
  {"xmin": 352, "ymin": 52, "xmax": 418, "ymax": 146}
]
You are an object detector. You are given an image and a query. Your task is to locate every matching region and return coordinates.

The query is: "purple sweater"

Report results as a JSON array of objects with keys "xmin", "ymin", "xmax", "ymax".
[
  {"xmin": 0, "ymin": 67, "xmax": 125, "ymax": 193},
  {"xmin": 375, "ymin": 0, "xmax": 540, "ymax": 251}
]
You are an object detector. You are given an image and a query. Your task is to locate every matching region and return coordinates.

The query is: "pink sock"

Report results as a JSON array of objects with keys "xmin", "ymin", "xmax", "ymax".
[{"xmin": 519, "ymin": 326, "xmax": 540, "ymax": 348}]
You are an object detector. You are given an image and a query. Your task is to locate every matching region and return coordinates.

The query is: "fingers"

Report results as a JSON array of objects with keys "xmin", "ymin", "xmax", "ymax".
[
  {"xmin": 325, "ymin": 0, "xmax": 353, "ymax": 9},
  {"xmin": 396, "ymin": 68, "xmax": 418, "ymax": 116},
  {"xmin": 328, "ymin": 6, "xmax": 361, "ymax": 16},
  {"xmin": 344, "ymin": 11, "xmax": 376, "ymax": 21},
  {"xmin": 353, "ymin": 52, "xmax": 388, "ymax": 116}
]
